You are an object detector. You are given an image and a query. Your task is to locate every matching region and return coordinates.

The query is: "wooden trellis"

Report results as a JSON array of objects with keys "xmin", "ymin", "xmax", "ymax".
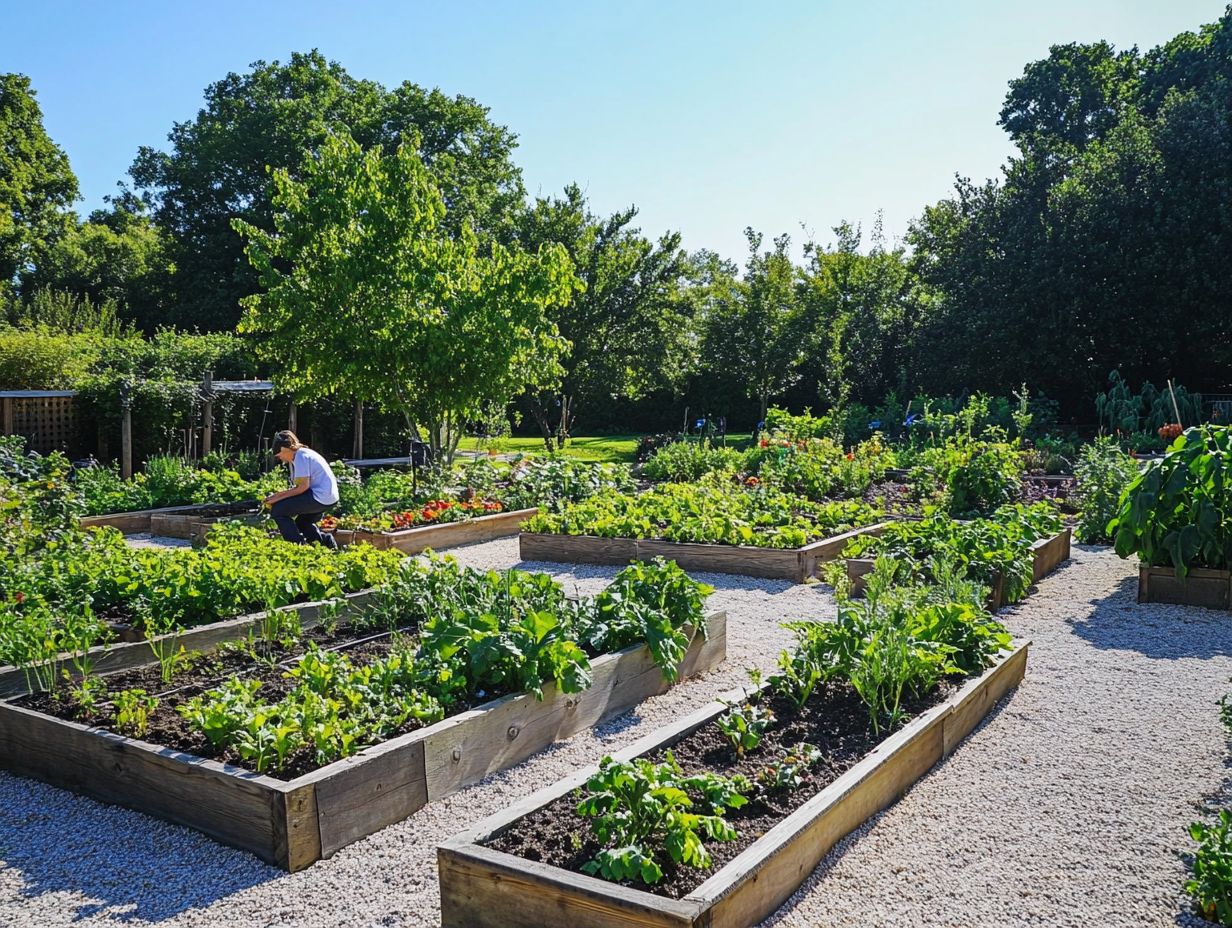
[{"xmin": 0, "ymin": 390, "xmax": 78, "ymax": 455}]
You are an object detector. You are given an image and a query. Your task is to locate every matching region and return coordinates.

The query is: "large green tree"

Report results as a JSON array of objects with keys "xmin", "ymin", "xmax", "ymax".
[
  {"xmin": 0, "ymin": 74, "xmax": 78, "ymax": 291},
  {"xmin": 909, "ymin": 7, "xmax": 1232, "ymax": 410},
  {"xmin": 702, "ymin": 230, "xmax": 807, "ymax": 423},
  {"xmin": 130, "ymin": 50, "xmax": 525, "ymax": 330},
  {"xmin": 234, "ymin": 134, "xmax": 575, "ymax": 463},
  {"xmin": 514, "ymin": 184, "xmax": 694, "ymax": 447}
]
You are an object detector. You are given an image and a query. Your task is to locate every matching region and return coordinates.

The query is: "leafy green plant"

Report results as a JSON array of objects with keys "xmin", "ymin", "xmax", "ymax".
[
  {"xmin": 1188, "ymin": 809, "xmax": 1232, "ymax": 926},
  {"xmin": 576, "ymin": 752, "xmax": 748, "ymax": 885},
  {"xmin": 111, "ymin": 688, "xmax": 159, "ymax": 738},
  {"xmin": 716, "ymin": 701, "xmax": 774, "ymax": 757},
  {"xmin": 754, "ymin": 742, "xmax": 823, "ymax": 794},
  {"xmin": 909, "ymin": 438, "xmax": 1023, "ymax": 516},
  {"xmin": 1110, "ymin": 425, "xmax": 1232, "ymax": 576},
  {"xmin": 642, "ymin": 440, "xmax": 743, "ymax": 483},
  {"xmin": 524, "ymin": 480, "xmax": 881, "ymax": 549},
  {"xmin": 1072, "ymin": 438, "xmax": 1138, "ymax": 544}
]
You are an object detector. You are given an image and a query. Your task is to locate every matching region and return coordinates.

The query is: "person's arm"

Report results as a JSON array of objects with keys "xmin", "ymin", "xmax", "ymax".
[{"xmin": 264, "ymin": 477, "xmax": 311, "ymax": 506}]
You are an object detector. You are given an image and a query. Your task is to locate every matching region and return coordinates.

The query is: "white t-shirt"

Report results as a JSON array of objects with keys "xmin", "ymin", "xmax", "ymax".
[{"xmin": 292, "ymin": 447, "xmax": 340, "ymax": 505}]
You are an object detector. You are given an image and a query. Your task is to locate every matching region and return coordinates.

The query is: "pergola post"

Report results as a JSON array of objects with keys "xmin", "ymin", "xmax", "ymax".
[
  {"xmin": 1, "ymin": 396, "xmax": 12, "ymax": 436},
  {"xmin": 120, "ymin": 382, "xmax": 133, "ymax": 480},
  {"xmin": 287, "ymin": 400, "xmax": 297, "ymax": 434},
  {"xmin": 201, "ymin": 371, "xmax": 214, "ymax": 459}
]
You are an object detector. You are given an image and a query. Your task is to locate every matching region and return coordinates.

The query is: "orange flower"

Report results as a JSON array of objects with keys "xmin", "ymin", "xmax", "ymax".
[{"xmin": 846, "ymin": 452, "xmax": 854, "ymax": 461}]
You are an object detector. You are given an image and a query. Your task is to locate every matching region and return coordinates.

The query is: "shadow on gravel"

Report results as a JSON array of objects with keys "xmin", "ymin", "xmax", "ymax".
[
  {"xmin": 1067, "ymin": 576, "xmax": 1232, "ymax": 660},
  {"xmin": 0, "ymin": 773, "xmax": 277, "ymax": 922}
]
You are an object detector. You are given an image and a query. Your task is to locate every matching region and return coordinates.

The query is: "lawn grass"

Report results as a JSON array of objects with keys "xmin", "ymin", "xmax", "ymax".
[{"xmin": 457, "ymin": 432, "xmax": 753, "ymax": 464}]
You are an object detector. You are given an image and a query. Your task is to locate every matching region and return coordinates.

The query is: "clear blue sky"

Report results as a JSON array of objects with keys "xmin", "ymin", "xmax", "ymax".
[{"xmin": 2, "ymin": 0, "xmax": 1225, "ymax": 262}]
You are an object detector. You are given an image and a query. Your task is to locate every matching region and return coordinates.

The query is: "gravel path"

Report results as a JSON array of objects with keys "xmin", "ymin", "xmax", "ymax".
[{"xmin": 1, "ymin": 541, "xmax": 1228, "ymax": 927}]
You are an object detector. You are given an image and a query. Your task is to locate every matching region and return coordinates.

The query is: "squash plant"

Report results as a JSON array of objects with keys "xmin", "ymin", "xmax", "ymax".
[{"xmin": 1110, "ymin": 425, "xmax": 1232, "ymax": 576}]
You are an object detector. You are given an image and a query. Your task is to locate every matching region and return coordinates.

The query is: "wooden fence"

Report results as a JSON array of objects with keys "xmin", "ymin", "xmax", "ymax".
[{"xmin": 0, "ymin": 391, "xmax": 78, "ymax": 455}]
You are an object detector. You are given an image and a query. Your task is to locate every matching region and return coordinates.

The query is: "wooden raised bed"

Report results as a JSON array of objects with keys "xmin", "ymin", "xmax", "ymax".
[
  {"xmin": 0, "ymin": 611, "xmax": 726, "ymax": 870},
  {"xmin": 1138, "ymin": 565, "xmax": 1232, "ymax": 610},
  {"xmin": 519, "ymin": 522, "xmax": 889, "ymax": 583},
  {"xmin": 0, "ymin": 590, "xmax": 381, "ymax": 699},
  {"xmin": 79, "ymin": 500, "xmax": 262, "ymax": 537},
  {"xmin": 846, "ymin": 528, "xmax": 1072, "ymax": 610},
  {"xmin": 438, "ymin": 640, "xmax": 1030, "ymax": 928},
  {"xmin": 335, "ymin": 507, "xmax": 538, "ymax": 555}
]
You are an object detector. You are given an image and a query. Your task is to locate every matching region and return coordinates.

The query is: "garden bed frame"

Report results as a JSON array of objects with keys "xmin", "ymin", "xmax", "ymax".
[
  {"xmin": 335, "ymin": 507, "xmax": 538, "ymax": 555},
  {"xmin": 79, "ymin": 500, "xmax": 263, "ymax": 539},
  {"xmin": 1138, "ymin": 565, "xmax": 1232, "ymax": 610},
  {"xmin": 845, "ymin": 527, "xmax": 1072, "ymax": 610},
  {"xmin": 438, "ymin": 639, "xmax": 1029, "ymax": 928},
  {"xmin": 0, "ymin": 590, "xmax": 381, "ymax": 699},
  {"xmin": 519, "ymin": 522, "xmax": 889, "ymax": 583},
  {"xmin": 0, "ymin": 611, "xmax": 726, "ymax": 870}
]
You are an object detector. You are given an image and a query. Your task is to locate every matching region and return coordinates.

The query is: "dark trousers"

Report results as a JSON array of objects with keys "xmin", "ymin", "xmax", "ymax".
[{"xmin": 270, "ymin": 494, "xmax": 337, "ymax": 548}]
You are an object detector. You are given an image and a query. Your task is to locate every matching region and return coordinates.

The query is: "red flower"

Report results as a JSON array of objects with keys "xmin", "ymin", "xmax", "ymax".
[
  {"xmin": 14, "ymin": 591, "xmax": 24, "ymax": 604},
  {"xmin": 758, "ymin": 439, "xmax": 769, "ymax": 448},
  {"xmin": 845, "ymin": 452, "xmax": 854, "ymax": 461}
]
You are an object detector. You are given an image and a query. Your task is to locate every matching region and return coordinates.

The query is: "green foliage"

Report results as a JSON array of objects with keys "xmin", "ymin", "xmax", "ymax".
[
  {"xmin": 235, "ymin": 132, "xmax": 576, "ymax": 463},
  {"xmin": 908, "ymin": 438, "xmax": 1024, "ymax": 517},
  {"xmin": 110, "ymin": 688, "xmax": 158, "ymax": 738},
  {"xmin": 1095, "ymin": 370, "xmax": 1202, "ymax": 437},
  {"xmin": 499, "ymin": 457, "xmax": 636, "ymax": 512},
  {"xmin": 1110, "ymin": 425, "xmax": 1232, "ymax": 575},
  {"xmin": 524, "ymin": 479, "xmax": 881, "ymax": 549},
  {"xmin": 577, "ymin": 752, "xmax": 748, "ymax": 885},
  {"xmin": 1072, "ymin": 437, "xmax": 1138, "ymax": 543},
  {"xmin": 1188, "ymin": 809, "xmax": 1232, "ymax": 926},
  {"xmin": 745, "ymin": 433, "xmax": 893, "ymax": 501},
  {"xmin": 753, "ymin": 742, "xmax": 823, "ymax": 795},
  {"xmin": 785, "ymin": 559, "xmax": 1011, "ymax": 732},
  {"xmin": 515, "ymin": 183, "xmax": 695, "ymax": 446},
  {"xmin": 847, "ymin": 503, "xmax": 1062, "ymax": 606},
  {"xmin": 763, "ymin": 407, "xmax": 838, "ymax": 442},
  {"xmin": 716, "ymin": 701, "xmax": 774, "ymax": 757},
  {"xmin": 702, "ymin": 230, "xmax": 808, "ymax": 421},
  {"xmin": 0, "ymin": 73, "xmax": 78, "ymax": 287},
  {"xmin": 128, "ymin": 50, "xmax": 526, "ymax": 330},
  {"xmin": 641, "ymin": 440, "xmax": 743, "ymax": 483},
  {"xmin": 73, "ymin": 455, "xmax": 269, "ymax": 515}
]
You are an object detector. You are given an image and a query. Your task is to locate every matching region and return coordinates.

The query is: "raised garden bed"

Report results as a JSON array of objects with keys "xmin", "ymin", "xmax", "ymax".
[
  {"xmin": 0, "ymin": 610, "xmax": 726, "ymax": 870},
  {"xmin": 0, "ymin": 589, "xmax": 382, "ymax": 699},
  {"xmin": 336, "ymin": 507, "xmax": 538, "ymax": 554},
  {"xmin": 1137, "ymin": 565, "xmax": 1232, "ymax": 610},
  {"xmin": 520, "ymin": 522, "xmax": 888, "ymax": 583},
  {"xmin": 438, "ymin": 639, "xmax": 1029, "ymax": 928},
  {"xmin": 78, "ymin": 501, "xmax": 230, "ymax": 535},
  {"xmin": 846, "ymin": 527, "xmax": 1071, "ymax": 610}
]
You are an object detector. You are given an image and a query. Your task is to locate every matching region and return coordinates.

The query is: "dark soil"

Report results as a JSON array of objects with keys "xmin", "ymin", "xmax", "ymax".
[
  {"xmin": 168, "ymin": 500, "xmax": 259, "ymax": 517},
  {"xmin": 486, "ymin": 679, "xmax": 950, "ymax": 899},
  {"xmin": 17, "ymin": 617, "xmax": 433, "ymax": 780}
]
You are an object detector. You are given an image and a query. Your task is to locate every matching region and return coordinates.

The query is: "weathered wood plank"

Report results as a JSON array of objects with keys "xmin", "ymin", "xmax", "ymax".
[
  {"xmin": 1137, "ymin": 564, "xmax": 1232, "ymax": 609},
  {"xmin": 634, "ymin": 540, "xmax": 802, "ymax": 580},
  {"xmin": 440, "ymin": 844, "xmax": 701, "ymax": 928},
  {"xmin": 294, "ymin": 737, "xmax": 429, "ymax": 860},
  {"xmin": 79, "ymin": 502, "xmax": 221, "ymax": 534},
  {"xmin": 0, "ymin": 702, "xmax": 292, "ymax": 867},
  {"xmin": 1031, "ymin": 528, "xmax": 1072, "ymax": 583},
  {"xmin": 520, "ymin": 533, "xmax": 638, "ymax": 565},
  {"xmin": 344, "ymin": 508, "xmax": 537, "ymax": 555},
  {"xmin": 522, "ymin": 523, "xmax": 886, "ymax": 583}
]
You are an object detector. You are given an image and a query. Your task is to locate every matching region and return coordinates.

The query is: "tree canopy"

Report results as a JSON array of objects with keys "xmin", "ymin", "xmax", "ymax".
[
  {"xmin": 234, "ymin": 133, "xmax": 575, "ymax": 462},
  {"xmin": 130, "ymin": 50, "xmax": 526, "ymax": 330},
  {"xmin": 0, "ymin": 74, "xmax": 79, "ymax": 292}
]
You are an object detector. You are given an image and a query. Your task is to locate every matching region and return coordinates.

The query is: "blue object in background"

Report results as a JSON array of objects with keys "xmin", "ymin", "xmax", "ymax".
[{"xmin": 868, "ymin": 419, "xmax": 881, "ymax": 430}]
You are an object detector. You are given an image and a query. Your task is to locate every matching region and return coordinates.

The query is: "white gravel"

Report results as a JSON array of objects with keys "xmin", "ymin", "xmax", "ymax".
[{"xmin": 1, "ymin": 540, "xmax": 1228, "ymax": 927}]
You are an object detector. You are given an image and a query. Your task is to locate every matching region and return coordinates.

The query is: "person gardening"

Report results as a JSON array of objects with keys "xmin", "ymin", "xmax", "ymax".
[{"xmin": 265, "ymin": 430, "xmax": 339, "ymax": 548}]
